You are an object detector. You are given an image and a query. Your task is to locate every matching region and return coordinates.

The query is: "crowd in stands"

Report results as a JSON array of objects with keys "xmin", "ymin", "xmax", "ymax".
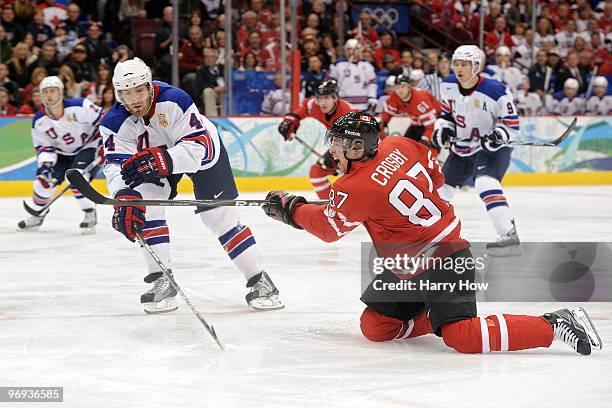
[{"xmin": 0, "ymin": 0, "xmax": 611, "ymax": 117}]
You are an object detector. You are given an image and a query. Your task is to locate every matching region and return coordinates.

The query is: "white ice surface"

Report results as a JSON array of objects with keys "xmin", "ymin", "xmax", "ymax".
[{"xmin": 1, "ymin": 186, "xmax": 612, "ymax": 408}]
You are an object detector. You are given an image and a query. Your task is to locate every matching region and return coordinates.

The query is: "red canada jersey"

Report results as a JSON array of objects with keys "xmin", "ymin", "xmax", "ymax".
[
  {"xmin": 381, "ymin": 89, "xmax": 441, "ymax": 141},
  {"xmin": 294, "ymin": 137, "xmax": 466, "ymax": 256},
  {"xmin": 293, "ymin": 97, "xmax": 355, "ymax": 129}
]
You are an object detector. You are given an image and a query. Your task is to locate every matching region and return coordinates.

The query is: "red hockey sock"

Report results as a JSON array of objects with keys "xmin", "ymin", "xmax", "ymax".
[
  {"xmin": 360, "ymin": 307, "xmax": 433, "ymax": 342},
  {"xmin": 309, "ymin": 163, "xmax": 333, "ymax": 199},
  {"xmin": 441, "ymin": 315, "xmax": 554, "ymax": 353}
]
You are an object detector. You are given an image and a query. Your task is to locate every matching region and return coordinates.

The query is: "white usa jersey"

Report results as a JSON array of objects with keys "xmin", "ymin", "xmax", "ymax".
[
  {"xmin": 586, "ymin": 95, "xmax": 612, "ymax": 115},
  {"xmin": 549, "ymin": 95, "xmax": 586, "ymax": 115},
  {"xmin": 515, "ymin": 90, "xmax": 544, "ymax": 115},
  {"xmin": 261, "ymin": 89, "xmax": 304, "ymax": 115},
  {"xmin": 101, "ymin": 81, "xmax": 222, "ymax": 197},
  {"xmin": 487, "ymin": 64, "xmax": 523, "ymax": 95},
  {"xmin": 329, "ymin": 58, "xmax": 377, "ymax": 110},
  {"xmin": 436, "ymin": 75, "xmax": 519, "ymax": 157},
  {"xmin": 32, "ymin": 98, "xmax": 102, "ymax": 165}
]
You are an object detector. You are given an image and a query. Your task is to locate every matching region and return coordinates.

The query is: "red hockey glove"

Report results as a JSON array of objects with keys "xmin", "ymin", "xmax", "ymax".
[
  {"xmin": 262, "ymin": 190, "xmax": 306, "ymax": 229},
  {"xmin": 121, "ymin": 147, "xmax": 173, "ymax": 188},
  {"xmin": 112, "ymin": 188, "xmax": 146, "ymax": 242},
  {"xmin": 277, "ymin": 113, "xmax": 300, "ymax": 141}
]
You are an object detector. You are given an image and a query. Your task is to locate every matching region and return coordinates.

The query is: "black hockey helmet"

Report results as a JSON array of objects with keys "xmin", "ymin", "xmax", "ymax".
[
  {"xmin": 315, "ymin": 79, "xmax": 339, "ymax": 97},
  {"xmin": 325, "ymin": 112, "xmax": 380, "ymax": 165},
  {"xmin": 394, "ymin": 74, "xmax": 411, "ymax": 85}
]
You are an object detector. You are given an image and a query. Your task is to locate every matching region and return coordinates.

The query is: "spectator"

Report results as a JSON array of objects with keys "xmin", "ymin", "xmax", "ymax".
[
  {"xmin": 300, "ymin": 37, "xmax": 329, "ymax": 71},
  {"xmin": 0, "ymin": 25, "xmax": 12, "ymax": 62},
  {"xmin": 53, "ymin": 24, "xmax": 73, "ymax": 61},
  {"xmin": 513, "ymin": 28, "xmax": 534, "ymax": 71},
  {"xmin": 528, "ymin": 50, "xmax": 555, "ymax": 96},
  {"xmin": 600, "ymin": 2, "xmax": 612, "ymax": 33},
  {"xmin": 67, "ymin": 44, "xmax": 96, "ymax": 83},
  {"xmin": 18, "ymin": 86, "xmax": 43, "ymax": 114},
  {"xmin": 362, "ymin": 49, "xmax": 376, "ymax": 70},
  {"xmin": 80, "ymin": 22, "xmax": 112, "ymax": 64},
  {"xmin": 507, "ymin": 0, "xmax": 533, "ymax": 27},
  {"xmin": 511, "ymin": 23, "xmax": 527, "ymax": 49},
  {"xmin": 547, "ymin": 48, "xmax": 563, "ymax": 77},
  {"xmin": 14, "ymin": 0, "xmax": 35, "ymax": 26},
  {"xmin": 182, "ymin": 10, "xmax": 203, "ymax": 39},
  {"xmin": 451, "ymin": 0, "xmax": 479, "ymax": 40},
  {"xmin": 586, "ymin": 76, "xmax": 612, "ymax": 115},
  {"xmin": 380, "ymin": 53, "xmax": 400, "ymax": 73},
  {"xmin": 0, "ymin": 63, "xmax": 19, "ymax": 104},
  {"xmin": 120, "ymin": 0, "xmax": 146, "ymax": 22},
  {"xmin": 320, "ymin": 33, "xmax": 337, "ymax": 66},
  {"xmin": 23, "ymin": 66, "xmax": 47, "ymax": 101},
  {"xmin": 0, "ymin": 86, "xmax": 17, "ymax": 115},
  {"xmin": 514, "ymin": 76, "xmax": 544, "ymax": 115},
  {"xmin": 86, "ymin": 63, "xmax": 112, "ymax": 105},
  {"xmin": 179, "ymin": 25, "xmax": 205, "ymax": 86},
  {"xmin": 213, "ymin": 30, "xmax": 226, "ymax": 65},
  {"xmin": 551, "ymin": 3, "xmax": 572, "ymax": 31},
  {"xmin": 304, "ymin": 13, "xmax": 321, "ymax": 38},
  {"xmin": 578, "ymin": 49, "xmax": 594, "ymax": 73},
  {"xmin": 249, "ymin": 0, "xmax": 273, "ymax": 29},
  {"xmin": 22, "ymin": 31, "xmax": 37, "ymax": 55},
  {"xmin": 236, "ymin": 10, "xmax": 262, "ymax": 49},
  {"xmin": 302, "ymin": 54, "xmax": 326, "ymax": 98},
  {"xmin": 412, "ymin": 53, "xmax": 425, "ymax": 71},
  {"xmin": 239, "ymin": 51, "xmax": 262, "ymax": 71},
  {"xmin": 193, "ymin": 48, "xmax": 225, "ymax": 117},
  {"xmin": 112, "ymin": 44, "xmax": 133, "ymax": 68},
  {"xmin": 396, "ymin": 49, "xmax": 414, "ymax": 76},
  {"xmin": 261, "ymin": 71, "xmax": 302, "ymax": 115},
  {"xmin": 155, "ymin": 6, "xmax": 174, "ymax": 82},
  {"xmin": 555, "ymin": 51, "xmax": 588, "ymax": 94},
  {"xmin": 100, "ymin": 86, "xmax": 115, "ymax": 113},
  {"xmin": 485, "ymin": 16, "xmax": 515, "ymax": 56},
  {"xmin": 26, "ymin": 10, "xmax": 53, "ymax": 48},
  {"xmin": 311, "ymin": 0, "xmax": 332, "ymax": 33},
  {"xmin": 63, "ymin": 3, "xmax": 86, "ymax": 42},
  {"xmin": 27, "ymin": 40, "xmax": 60, "ymax": 77},
  {"xmin": 7, "ymin": 42, "xmax": 35, "ymax": 87},
  {"xmin": 2, "ymin": 5, "xmax": 26, "ymax": 46},
  {"xmin": 555, "ymin": 20, "xmax": 578, "ymax": 58},
  {"xmin": 533, "ymin": 17, "xmax": 555, "ymax": 51},
  {"xmin": 570, "ymin": 36, "xmax": 588, "ymax": 56},
  {"xmin": 575, "ymin": 5, "xmax": 593, "ymax": 33},
  {"xmin": 240, "ymin": 31, "xmax": 273, "ymax": 70},
  {"xmin": 374, "ymin": 31, "xmax": 401, "ymax": 71},
  {"xmin": 58, "ymin": 64, "xmax": 84, "ymax": 98},
  {"xmin": 348, "ymin": 11, "xmax": 379, "ymax": 48}
]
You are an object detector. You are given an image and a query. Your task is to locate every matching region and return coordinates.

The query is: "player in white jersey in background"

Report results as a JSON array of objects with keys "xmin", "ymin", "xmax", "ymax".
[
  {"xmin": 546, "ymin": 78, "xmax": 586, "ymax": 115},
  {"xmin": 18, "ymin": 76, "xmax": 102, "ymax": 233},
  {"xmin": 514, "ymin": 76, "xmax": 545, "ymax": 115},
  {"xmin": 433, "ymin": 45, "xmax": 520, "ymax": 256},
  {"xmin": 330, "ymin": 39, "xmax": 378, "ymax": 112},
  {"xmin": 586, "ymin": 76, "xmax": 612, "ymax": 115},
  {"xmin": 101, "ymin": 58, "xmax": 283, "ymax": 313},
  {"xmin": 488, "ymin": 46, "xmax": 523, "ymax": 96}
]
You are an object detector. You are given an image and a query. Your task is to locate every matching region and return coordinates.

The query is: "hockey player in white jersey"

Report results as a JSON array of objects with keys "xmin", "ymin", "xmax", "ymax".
[
  {"xmin": 488, "ymin": 46, "xmax": 523, "ymax": 95},
  {"xmin": 101, "ymin": 58, "xmax": 283, "ymax": 313},
  {"xmin": 433, "ymin": 45, "xmax": 520, "ymax": 256},
  {"xmin": 330, "ymin": 39, "xmax": 377, "ymax": 112},
  {"xmin": 546, "ymin": 78, "xmax": 586, "ymax": 115},
  {"xmin": 515, "ymin": 76, "xmax": 545, "ymax": 115},
  {"xmin": 586, "ymin": 76, "xmax": 612, "ymax": 115},
  {"xmin": 18, "ymin": 76, "xmax": 102, "ymax": 233}
]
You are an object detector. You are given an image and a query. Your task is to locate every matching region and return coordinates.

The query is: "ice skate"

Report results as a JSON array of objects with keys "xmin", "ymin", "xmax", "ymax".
[
  {"xmin": 246, "ymin": 271, "xmax": 284, "ymax": 310},
  {"xmin": 79, "ymin": 208, "xmax": 97, "ymax": 235},
  {"xmin": 141, "ymin": 271, "xmax": 178, "ymax": 314},
  {"xmin": 543, "ymin": 307, "xmax": 602, "ymax": 355},
  {"xmin": 17, "ymin": 212, "xmax": 47, "ymax": 231},
  {"xmin": 486, "ymin": 221, "xmax": 521, "ymax": 256}
]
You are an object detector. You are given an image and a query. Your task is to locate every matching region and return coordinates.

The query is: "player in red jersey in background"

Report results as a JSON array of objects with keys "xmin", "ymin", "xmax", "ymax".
[
  {"xmin": 381, "ymin": 74, "xmax": 441, "ymax": 150},
  {"xmin": 277, "ymin": 79, "xmax": 355, "ymax": 199},
  {"xmin": 263, "ymin": 111, "xmax": 602, "ymax": 355}
]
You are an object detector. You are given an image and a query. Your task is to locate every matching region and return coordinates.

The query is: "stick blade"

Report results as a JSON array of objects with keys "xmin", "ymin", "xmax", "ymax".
[
  {"xmin": 65, "ymin": 169, "xmax": 109, "ymax": 205},
  {"xmin": 552, "ymin": 116, "xmax": 577, "ymax": 146},
  {"xmin": 23, "ymin": 200, "xmax": 44, "ymax": 216}
]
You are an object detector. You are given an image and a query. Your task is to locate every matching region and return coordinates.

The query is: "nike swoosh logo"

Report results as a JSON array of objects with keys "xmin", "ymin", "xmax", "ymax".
[
  {"xmin": 477, "ymin": 166, "xmax": 486, "ymax": 170},
  {"xmin": 214, "ymin": 191, "xmax": 223, "ymax": 199}
]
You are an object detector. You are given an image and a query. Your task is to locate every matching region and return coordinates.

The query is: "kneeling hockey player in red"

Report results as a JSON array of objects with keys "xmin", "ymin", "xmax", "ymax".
[{"xmin": 263, "ymin": 112, "xmax": 602, "ymax": 355}]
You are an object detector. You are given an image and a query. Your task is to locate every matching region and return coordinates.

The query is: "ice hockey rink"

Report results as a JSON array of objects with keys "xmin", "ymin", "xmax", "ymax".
[{"xmin": 1, "ymin": 185, "xmax": 611, "ymax": 408}]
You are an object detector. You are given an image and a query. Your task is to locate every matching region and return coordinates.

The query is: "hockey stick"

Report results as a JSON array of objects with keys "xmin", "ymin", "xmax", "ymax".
[
  {"xmin": 508, "ymin": 117, "xmax": 577, "ymax": 146},
  {"xmin": 135, "ymin": 232, "xmax": 224, "ymax": 350},
  {"xmin": 23, "ymin": 158, "xmax": 101, "ymax": 216},
  {"xmin": 293, "ymin": 134, "xmax": 324, "ymax": 159},
  {"xmin": 66, "ymin": 170, "xmax": 328, "ymax": 207}
]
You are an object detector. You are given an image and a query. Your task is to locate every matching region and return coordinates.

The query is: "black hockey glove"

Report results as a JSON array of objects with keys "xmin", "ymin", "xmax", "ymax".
[
  {"xmin": 262, "ymin": 190, "xmax": 306, "ymax": 229},
  {"xmin": 481, "ymin": 128, "xmax": 510, "ymax": 152},
  {"xmin": 36, "ymin": 162, "xmax": 56, "ymax": 188},
  {"xmin": 367, "ymin": 98, "xmax": 378, "ymax": 114},
  {"xmin": 278, "ymin": 113, "xmax": 300, "ymax": 141},
  {"xmin": 112, "ymin": 188, "xmax": 146, "ymax": 242},
  {"xmin": 317, "ymin": 150, "xmax": 340, "ymax": 174},
  {"xmin": 432, "ymin": 127, "xmax": 455, "ymax": 151}
]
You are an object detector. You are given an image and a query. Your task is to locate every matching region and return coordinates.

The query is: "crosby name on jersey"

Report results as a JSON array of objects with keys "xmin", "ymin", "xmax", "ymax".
[
  {"xmin": 100, "ymin": 81, "xmax": 221, "ymax": 197},
  {"xmin": 32, "ymin": 97, "xmax": 103, "ymax": 164},
  {"xmin": 439, "ymin": 75, "xmax": 519, "ymax": 157}
]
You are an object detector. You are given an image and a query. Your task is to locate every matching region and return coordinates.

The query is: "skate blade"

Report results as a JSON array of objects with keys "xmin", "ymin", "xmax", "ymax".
[
  {"xmin": 143, "ymin": 297, "xmax": 178, "ymax": 314},
  {"xmin": 571, "ymin": 307, "xmax": 602, "ymax": 351},
  {"xmin": 248, "ymin": 295, "xmax": 285, "ymax": 311},
  {"xmin": 486, "ymin": 244, "xmax": 521, "ymax": 257},
  {"xmin": 80, "ymin": 226, "xmax": 96, "ymax": 235}
]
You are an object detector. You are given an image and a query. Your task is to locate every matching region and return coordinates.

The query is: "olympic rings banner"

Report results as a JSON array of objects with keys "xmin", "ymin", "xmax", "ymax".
[
  {"xmin": 350, "ymin": 3, "xmax": 411, "ymax": 34},
  {"xmin": 0, "ymin": 116, "xmax": 611, "ymax": 182}
]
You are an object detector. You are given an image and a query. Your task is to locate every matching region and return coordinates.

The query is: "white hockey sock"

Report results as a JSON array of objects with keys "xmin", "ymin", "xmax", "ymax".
[
  {"xmin": 32, "ymin": 179, "xmax": 56, "ymax": 209},
  {"xmin": 141, "ymin": 218, "xmax": 172, "ymax": 273},
  {"xmin": 70, "ymin": 187, "xmax": 95, "ymax": 211},
  {"xmin": 475, "ymin": 176, "xmax": 514, "ymax": 235},
  {"xmin": 199, "ymin": 206, "xmax": 262, "ymax": 280}
]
